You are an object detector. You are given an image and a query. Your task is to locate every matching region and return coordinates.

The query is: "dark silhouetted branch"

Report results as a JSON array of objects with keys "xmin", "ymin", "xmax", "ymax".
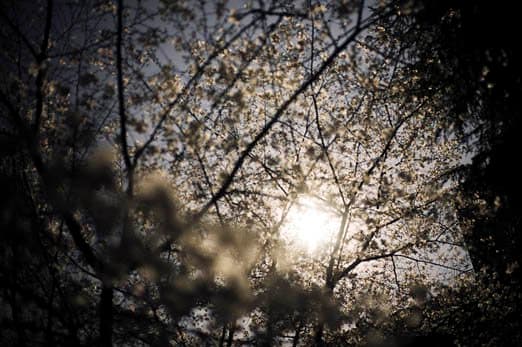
[
  {"xmin": 197, "ymin": 4, "xmax": 389, "ymax": 220},
  {"xmin": 116, "ymin": 0, "xmax": 133, "ymax": 195},
  {"xmin": 33, "ymin": 0, "xmax": 53, "ymax": 136}
]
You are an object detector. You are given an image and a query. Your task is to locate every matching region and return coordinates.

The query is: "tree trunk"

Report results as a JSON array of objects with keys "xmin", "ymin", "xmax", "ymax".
[
  {"xmin": 99, "ymin": 285, "xmax": 113, "ymax": 347},
  {"xmin": 226, "ymin": 324, "xmax": 235, "ymax": 347},
  {"xmin": 313, "ymin": 322, "xmax": 324, "ymax": 346}
]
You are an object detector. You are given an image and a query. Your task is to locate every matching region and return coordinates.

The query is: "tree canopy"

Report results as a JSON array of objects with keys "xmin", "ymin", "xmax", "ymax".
[{"xmin": 1, "ymin": 0, "xmax": 520, "ymax": 346}]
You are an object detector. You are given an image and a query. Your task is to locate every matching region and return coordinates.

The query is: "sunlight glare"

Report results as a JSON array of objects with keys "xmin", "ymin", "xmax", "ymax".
[{"xmin": 281, "ymin": 196, "xmax": 340, "ymax": 253}]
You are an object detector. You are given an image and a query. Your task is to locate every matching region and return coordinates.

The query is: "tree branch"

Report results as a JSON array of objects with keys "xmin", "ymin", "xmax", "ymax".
[
  {"xmin": 132, "ymin": 16, "xmax": 262, "ymax": 166},
  {"xmin": 335, "ymin": 244, "xmax": 411, "ymax": 284},
  {"xmin": 0, "ymin": 8, "xmax": 38, "ymax": 58},
  {"xmin": 116, "ymin": 0, "xmax": 133, "ymax": 195},
  {"xmin": 196, "ymin": 8, "xmax": 390, "ymax": 220},
  {"xmin": 32, "ymin": 0, "xmax": 53, "ymax": 136},
  {"xmin": 394, "ymin": 254, "xmax": 472, "ymax": 273}
]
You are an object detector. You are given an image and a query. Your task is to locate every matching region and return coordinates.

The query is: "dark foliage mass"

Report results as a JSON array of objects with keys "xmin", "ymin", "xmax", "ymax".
[
  {"xmin": 1, "ymin": 0, "xmax": 521, "ymax": 346},
  {"xmin": 407, "ymin": 0, "xmax": 522, "ymax": 344}
]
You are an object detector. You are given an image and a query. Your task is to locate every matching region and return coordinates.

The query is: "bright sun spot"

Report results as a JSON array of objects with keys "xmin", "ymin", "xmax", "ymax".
[{"xmin": 281, "ymin": 196, "xmax": 340, "ymax": 253}]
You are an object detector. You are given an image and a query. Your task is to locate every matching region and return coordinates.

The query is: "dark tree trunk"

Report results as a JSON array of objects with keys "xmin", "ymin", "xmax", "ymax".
[{"xmin": 99, "ymin": 285, "xmax": 113, "ymax": 347}]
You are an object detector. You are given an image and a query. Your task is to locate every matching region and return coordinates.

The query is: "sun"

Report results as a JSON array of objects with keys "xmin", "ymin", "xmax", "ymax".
[{"xmin": 281, "ymin": 196, "xmax": 340, "ymax": 253}]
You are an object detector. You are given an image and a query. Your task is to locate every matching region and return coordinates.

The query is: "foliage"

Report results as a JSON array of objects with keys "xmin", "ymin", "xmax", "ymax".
[{"xmin": 0, "ymin": 0, "xmax": 518, "ymax": 346}]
